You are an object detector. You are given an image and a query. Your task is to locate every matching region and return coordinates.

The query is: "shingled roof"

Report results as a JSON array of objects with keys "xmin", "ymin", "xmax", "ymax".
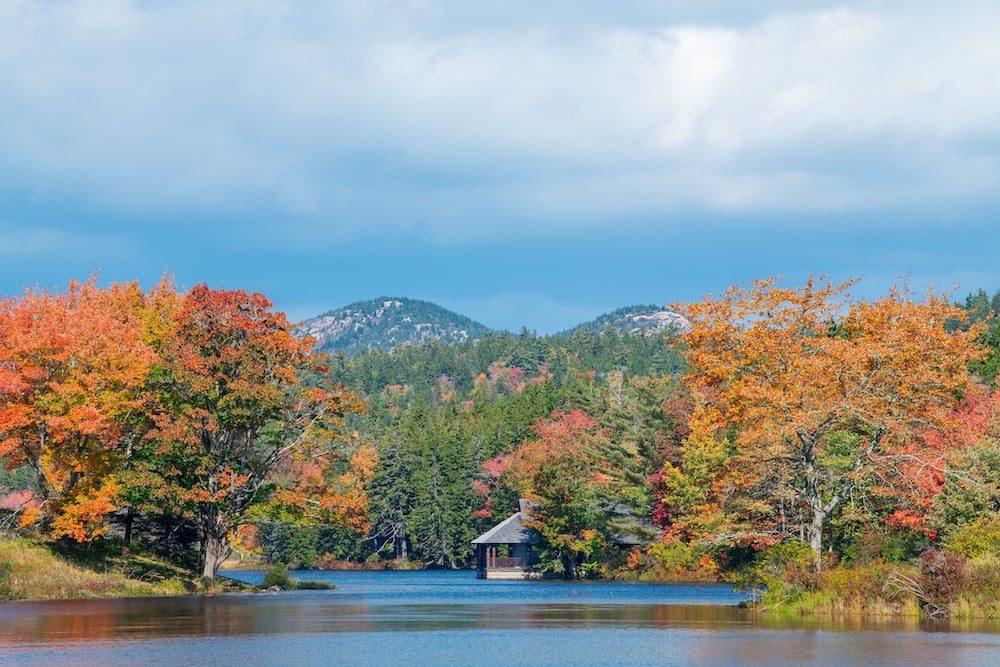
[
  {"xmin": 471, "ymin": 499, "xmax": 539, "ymax": 545},
  {"xmin": 471, "ymin": 499, "xmax": 662, "ymax": 547}
]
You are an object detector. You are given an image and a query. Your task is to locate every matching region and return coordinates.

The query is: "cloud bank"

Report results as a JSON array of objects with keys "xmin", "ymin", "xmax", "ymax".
[{"xmin": 2, "ymin": 1, "xmax": 998, "ymax": 246}]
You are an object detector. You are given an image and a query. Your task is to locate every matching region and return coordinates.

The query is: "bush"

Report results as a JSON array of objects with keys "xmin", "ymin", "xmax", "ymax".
[
  {"xmin": 943, "ymin": 514, "xmax": 1000, "ymax": 559},
  {"xmin": 262, "ymin": 564, "xmax": 296, "ymax": 590},
  {"xmin": 0, "ymin": 560, "xmax": 11, "ymax": 597},
  {"xmin": 838, "ymin": 528, "xmax": 930, "ymax": 566},
  {"xmin": 956, "ymin": 555, "xmax": 1000, "ymax": 617},
  {"xmin": 739, "ymin": 541, "xmax": 818, "ymax": 607},
  {"xmin": 641, "ymin": 540, "xmax": 721, "ymax": 581},
  {"xmin": 920, "ymin": 549, "xmax": 967, "ymax": 607}
]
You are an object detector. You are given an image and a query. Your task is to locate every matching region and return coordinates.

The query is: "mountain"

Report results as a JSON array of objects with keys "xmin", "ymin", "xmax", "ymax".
[
  {"xmin": 300, "ymin": 298, "xmax": 689, "ymax": 355},
  {"xmin": 557, "ymin": 305, "xmax": 690, "ymax": 338},
  {"xmin": 299, "ymin": 297, "xmax": 492, "ymax": 354}
]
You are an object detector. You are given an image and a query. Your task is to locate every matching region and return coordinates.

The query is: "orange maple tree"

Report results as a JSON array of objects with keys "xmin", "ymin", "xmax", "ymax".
[
  {"xmin": 0, "ymin": 277, "xmax": 154, "ymax": 540},
  {"xmin": 267, "ymin": 433, "xmax": 378, "ymax": 534},
  {"xmin": 144, "ymin": 284, "xmax": 366, "ymax": 578},
  {"xmin": 668, "ymin": 276, "xmax": 985, "ymax": 570},
  {"xmin": 2, "ymin": 277, "xmax": 372, "ymax": 576}
]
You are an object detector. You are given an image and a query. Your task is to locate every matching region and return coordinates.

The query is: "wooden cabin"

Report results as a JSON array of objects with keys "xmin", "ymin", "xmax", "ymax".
[
  {"xmin": 472, "ymin": 499, "xmax": 663, "ymax": 579},
  {"xmin": 471, "ymin": 499, "xmax": 541, "ymax": 579}
]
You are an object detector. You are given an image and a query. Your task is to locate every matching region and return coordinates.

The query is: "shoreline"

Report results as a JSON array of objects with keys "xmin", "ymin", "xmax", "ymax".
[{"xmin": 4, "ymin": 538, "xmax": 999, "ymax": 621}]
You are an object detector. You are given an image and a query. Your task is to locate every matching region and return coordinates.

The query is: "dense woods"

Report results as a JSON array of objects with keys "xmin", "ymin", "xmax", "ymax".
[
  {"xmin": 3, "ymin": 275, "xmax": 1000, "ymax": 614},
  {"xmin": 321, "ymin": 324, "xmax": 686, "ymax": 575}
]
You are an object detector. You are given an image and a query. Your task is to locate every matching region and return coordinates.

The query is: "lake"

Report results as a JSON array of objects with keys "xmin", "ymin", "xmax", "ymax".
[{"xmin": 2, "ymin": 570, "xmax": 1000, "ymax": 666}]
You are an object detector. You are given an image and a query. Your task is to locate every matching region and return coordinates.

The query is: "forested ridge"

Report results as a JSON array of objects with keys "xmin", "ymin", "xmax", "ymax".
[{"xmin": 3, "ymin": 277, "xmax": 1000, "ymax": 617}]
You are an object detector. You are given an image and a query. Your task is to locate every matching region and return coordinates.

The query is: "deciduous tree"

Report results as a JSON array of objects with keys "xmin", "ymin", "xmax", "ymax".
[
  {"xmin": 671, "ymin": 276, "xmax": 984, "ymax": 570},
  {"xmin": 0, "ymin": 277, "xmax": 154, "ymax": 540},
  {"xmin": 503, "ymin": 410, "xmax": 615, "ymax": 578},
  {"xmin": 145, "ymin": 285, "xmax": 364, "ymax": 578}
]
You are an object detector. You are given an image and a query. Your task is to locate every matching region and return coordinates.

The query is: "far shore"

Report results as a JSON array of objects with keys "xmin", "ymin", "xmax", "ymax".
[{"xmin": 4, "ymin": 538, "xmax": 999, "ymax": 621}]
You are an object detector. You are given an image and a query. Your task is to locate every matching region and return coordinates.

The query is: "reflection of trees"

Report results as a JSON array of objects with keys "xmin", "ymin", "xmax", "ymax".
[
  {"xmin": 470, "ymin": 602, "xmax": 750, "ymax": 629},
  {"xmin": 5, "ymin": 591, "xmax": 1000, "ymax": 653}
]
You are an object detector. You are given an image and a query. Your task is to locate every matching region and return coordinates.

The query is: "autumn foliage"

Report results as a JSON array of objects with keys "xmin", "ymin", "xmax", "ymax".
[
  {"xmin": 668, "ymin": 276, "xmax": 986, "ymax": 570},
  {"xmin": 0, "ymin": 275, "xmax": 370, "ymax": 578},
  {"xmin": 0, "ymin": 278, "xmax": 154, "ymax": 540},
  {"xmin": 3, "ymin": 271, "xmax": 997, "ymax": 587}
]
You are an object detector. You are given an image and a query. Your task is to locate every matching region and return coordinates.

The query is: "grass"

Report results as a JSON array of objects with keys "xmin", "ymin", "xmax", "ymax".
[
  {"xmin": 749, "ymin": 557, "xmax": 1000, "ymax": 620},
  {"xmin": 0, "ymin": 537, "xmax": 163, "ymax": 600},
  {"xmin": 0, "ymin": 536, "xmax": 253, "ymax": 601},
  {"xmin": 948, "ymin": 555, "xmax": 1000, "ymax": 619}
]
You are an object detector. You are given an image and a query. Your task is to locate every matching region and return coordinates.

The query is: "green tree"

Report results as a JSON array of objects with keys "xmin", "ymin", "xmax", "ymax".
[
  {"xmin": 407, "ymin": 408, "xmax": 477, "ymax": 568},
  {"xmin": 503, "ymin": 410, "xmax": 616, "ymax": 578}
]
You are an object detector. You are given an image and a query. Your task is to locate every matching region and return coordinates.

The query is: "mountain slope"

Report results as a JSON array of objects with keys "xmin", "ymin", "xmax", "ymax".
[
  {"xmin": 558, "ymin": 305, "xmax": 689, "ymax": 338},
  {"xmin": 299, "ymin": 297, "xmax": 492, "ymax": 354}
]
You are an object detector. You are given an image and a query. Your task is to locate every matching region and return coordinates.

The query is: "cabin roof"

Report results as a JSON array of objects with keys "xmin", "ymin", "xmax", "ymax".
[
  {"xmin": 472, "ymin": 499, "xmax": 539, "ymax": 545},
  {"xmin": 471, "ymin": 499, "xmax": 662, "ymax": 546},
  {"xmin": 471, "ymin": 509, "xmax": 537, "ymax": 545}
]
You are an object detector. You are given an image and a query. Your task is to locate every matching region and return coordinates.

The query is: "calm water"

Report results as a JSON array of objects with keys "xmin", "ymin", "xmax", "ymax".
[{"xmin": 2, "ymin": 570, "xmax": 1000, "ymax": 666}]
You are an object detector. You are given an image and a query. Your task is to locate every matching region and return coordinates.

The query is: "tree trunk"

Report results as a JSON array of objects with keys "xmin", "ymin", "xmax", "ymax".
[
  {"xmin": 562, "ymin": 553, "xmax": 577, "ymax": 580},
  {"xmin": 200, "ymin": 500, "xmax": 231, "ymax": 580},
  {"xmin": 801, "ymin": 426, "xmax": 880, "ymax": 572},
  {"xmin": 798, "ymin": 426, "xmax": 830, "ymax": 573},
  {"xmin": 809, "ymin": 506, "xmax": 825, "ymax": 572},
  {"xmin": 397, "ymin": 533, "xmax": 408, "ymax": 563},
  {"xmin": 202, "ymin": 525, "xmax": 231, "ymax": 580},
  {"xmin": 805, "ymin": 484, "xmax": 844, "ymax": 573},
  {"xmin": 124, "ymin": 508, "xmax": 134, "ymax": 547}
]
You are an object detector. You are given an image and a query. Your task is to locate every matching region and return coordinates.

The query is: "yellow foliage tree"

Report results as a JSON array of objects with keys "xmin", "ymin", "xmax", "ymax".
[{"xmin": 670, "ymin": 276, "xmax": 985, "ymax": 570}]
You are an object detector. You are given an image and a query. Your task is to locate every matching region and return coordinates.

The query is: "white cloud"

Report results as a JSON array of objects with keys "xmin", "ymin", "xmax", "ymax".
[{"xmin": 1, "ymin": 1, "xmax": 999, "ymax": 243}]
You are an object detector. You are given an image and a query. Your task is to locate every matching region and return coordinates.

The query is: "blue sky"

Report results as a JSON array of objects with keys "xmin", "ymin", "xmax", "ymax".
[{"xmin": 2, "ymin": 1, "xmax": 999, "ymax": 333}]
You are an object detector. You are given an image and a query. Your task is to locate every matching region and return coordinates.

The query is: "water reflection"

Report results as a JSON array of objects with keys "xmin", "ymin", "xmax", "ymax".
[
  {"xmin": 2, "ymin": 571, "xmax": 1000, "ymax": 666},
  {"xmin": 1, "ymin": 598, "xmax": 755, "ymax": 642}
]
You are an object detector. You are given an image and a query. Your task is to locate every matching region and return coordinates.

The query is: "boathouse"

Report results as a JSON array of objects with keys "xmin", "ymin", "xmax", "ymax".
[
  {"xmin": 472, "ymin": 499, "xmax": 662, "ymax": 579},
  {"xmin": 471, "ymin": 499, "xmax": 540, "ymax": 579}
]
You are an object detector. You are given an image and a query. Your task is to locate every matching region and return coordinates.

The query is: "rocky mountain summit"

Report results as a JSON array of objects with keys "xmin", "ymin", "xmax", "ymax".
[
  {"xmin": 558, "ymin": 305, "xmax": 690, "ymax": 338},
  {"xmin": 300, "ymin": 298, "xmax": 688, "ymax": 354},
  {"xmin": 299, "ymin": 297, "xmax": 490, "ymax": 355}
]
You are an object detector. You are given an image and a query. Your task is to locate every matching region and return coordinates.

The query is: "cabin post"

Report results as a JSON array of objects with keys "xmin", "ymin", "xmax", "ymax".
[{"xmin": 475, "ymin": 544, "xmax": 486, "ymax": 579}]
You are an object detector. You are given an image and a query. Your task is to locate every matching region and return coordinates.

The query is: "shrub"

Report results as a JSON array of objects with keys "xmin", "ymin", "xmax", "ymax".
[
  {"xmin": 958, "ymin": 555, "xmax": 1000, "ymax": 617},
  {"xmin": 942, "ymin": 514, "xmax": 1000, "ymax": 559},
  {"xmin": 741, "ymin": 541, "xmax": 818, "ymax": 607},
  {"xmin": 823, "ymin": 562, "xmax": 891, "ymax": 603},
  {"xmin": 919, "ymin": 549, "xmax": 967, "ymax": 607},
  {"xmin": 0, "ymin": 560, "xmax": 11, "ymax": 597},
  {"xmin": 642, "ymin": 540, "xmax": 721, "ymax": 581},
  {"xmin": 262, "ymin": 564, "xmax": 296, "ymax": 590},
  {"xmin": 838, "ymin": 527, "xmax": 930, "ymax": 567}
]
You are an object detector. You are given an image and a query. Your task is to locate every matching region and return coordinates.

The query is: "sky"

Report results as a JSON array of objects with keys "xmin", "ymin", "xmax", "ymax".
[{"xmin": 2, "ymin": 1, "xmax": 999, "ymax": 334}]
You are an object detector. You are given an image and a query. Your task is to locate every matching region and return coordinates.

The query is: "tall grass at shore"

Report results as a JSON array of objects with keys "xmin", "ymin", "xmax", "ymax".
[
  {"xmin": 750, "ymin": 553, "xmax": 1000, "ymax": 619},
  {"xmin": 0, "ymin": 537, "xmax": 207, "ymax": 600}
]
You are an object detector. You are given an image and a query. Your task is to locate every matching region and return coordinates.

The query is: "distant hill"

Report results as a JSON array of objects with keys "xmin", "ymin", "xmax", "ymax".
[
  {"xmin": 299, "ymin": 297, "xmax": 492, "ymax": 354},
  {"xmin": 558, "ymin": 305, "xmax": 689, "ymax": 338}
]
